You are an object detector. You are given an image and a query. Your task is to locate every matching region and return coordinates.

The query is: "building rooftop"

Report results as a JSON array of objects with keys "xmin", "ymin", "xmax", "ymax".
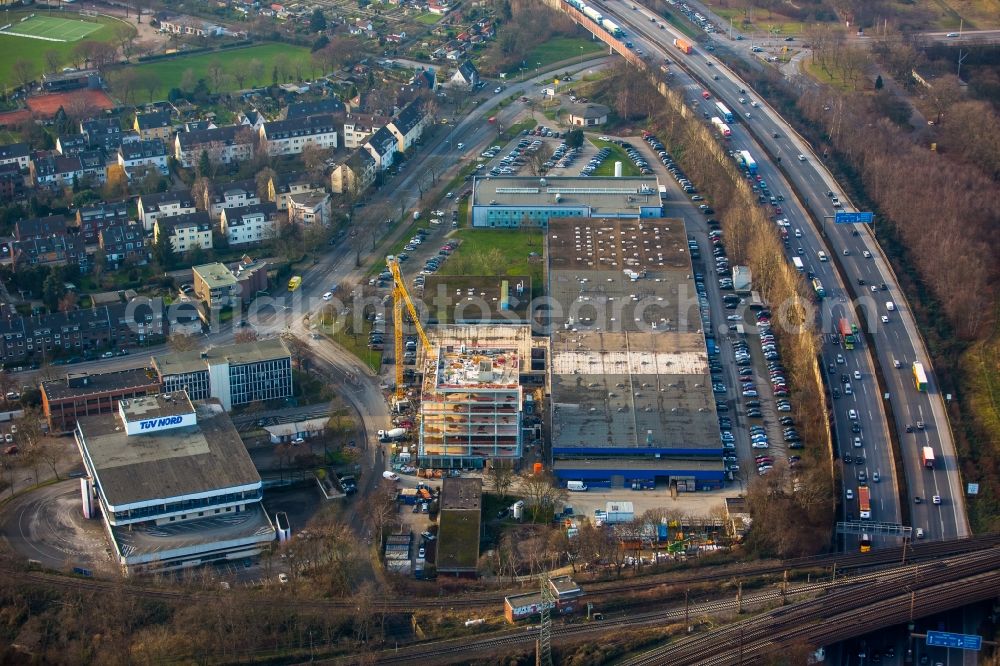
[
  {"xmin": 42, "ymin": 367, "xmax": 158, "ymax": 402},
  {"xmin": 193, "ymin": 262, "xmax": 238, "ymax": 290},
  {"xmin": 433, "ymin": 345, "xmax": 519, "ymax": 390},
  {"xmin": 548, "ymin": 218, "xmax": 700, "ymax": 332},
  {"xmin": 439, "ymin": 476, "xmax": 482, "ymax": 511},
  {"xmin": 78, "ymin": 398, "xmax": 259, "ymax": 509},
  {"xmin": 547, "ymin": 219, "xmax": 719, "ymax": 456},
  {"xmin": 152, "ymin": 338, "xmax": 290, "ymax": 376},
  {"xmin": 472, "ymin": 176, "xmax": 660, "ymax": 214},
  {"xmin": 422, "ymin": 275, "xmax": 531, "ymax": 324}
]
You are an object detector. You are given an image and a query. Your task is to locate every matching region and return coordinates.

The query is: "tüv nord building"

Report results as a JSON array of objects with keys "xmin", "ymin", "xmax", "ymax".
[{"xmin": 73, "ymin": 391, "xmax": 275, "ymax": 575}]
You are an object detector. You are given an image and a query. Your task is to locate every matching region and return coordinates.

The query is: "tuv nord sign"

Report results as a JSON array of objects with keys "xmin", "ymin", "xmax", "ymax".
[{"xmin": 123, "ymin": 411, "xmax": 196, "ymax": 436}]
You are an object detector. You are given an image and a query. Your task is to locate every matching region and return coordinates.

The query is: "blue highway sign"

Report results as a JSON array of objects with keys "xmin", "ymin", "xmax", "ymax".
[
  {"xmin": 834, "ymin": 211, "xmax": 874, "ymax": 224},
  {"xmin": 926, "ymin": 631, "xmax": 982, "ymax": 650}
]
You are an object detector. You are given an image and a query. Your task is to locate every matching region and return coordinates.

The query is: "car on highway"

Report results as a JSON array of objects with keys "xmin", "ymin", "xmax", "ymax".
[
  {"xmin": 322, "ymin": 291, "xmax": 333, "ymax": 301},
  {"xmin": 946, "ymin": 32, "xmax": 959, "ymax": 37},
  {"xmin": 797, "ymin": 154, "xmax": 806, "ymax": 161},
  {"xmin": 846, "ymin": 489, "xmax": 854, "ymax": 500},
  {"xmin": 933, "ymin": 495, "xmax": 942, "ymax": 504},
  {"xmin": 848, "ymin": 409, "xmax": 858, "ymax": 420},
  {"xmin": 863, "ymin": 250, "xmax": 872, "ymax": 258}
]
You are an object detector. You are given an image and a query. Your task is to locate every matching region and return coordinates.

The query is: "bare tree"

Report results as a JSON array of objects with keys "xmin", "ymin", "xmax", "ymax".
[
  {"xmin": 364, "ymin": 481, "xmax": 397, "ymax": 548},
  {"xmin": 518, "ymin": 471, "xmax": 567, "ymax": 523},
  {"xmin": 44, "ymin": 50, "xmax": 62, "ymax": 74},
  {"xmin": 486, "ymin": 459, "xmax": 515, "ymax": 500},
  {"xmin": 207, "ymin": 60, "xmax": 228, "ymax": 93},
  {"xmin": 528, "ymin": 142, "xmax": 553, "ymax": 176},
  {"xmin": 168, "ymin": 332, "xmax": 200, "ymax": 353},
  {"xmin": 11, "ymin": 59, "xmax": 36, "ymax": 91}
]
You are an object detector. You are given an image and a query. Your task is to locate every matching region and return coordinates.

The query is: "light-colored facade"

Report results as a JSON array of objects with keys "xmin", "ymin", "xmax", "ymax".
[
  {"xmin": 174, "ymin": 126, "xmax": 255, "ymax": 168},
  {"xmin": 287, "ymin": 192, "xmax": 330, "ymax": 226},
  {"xmin": 73, "ymin": 392, "xmax": 274, "ymax": 574},
  {"xmin": 152, "ymin": 338, "xmax": 293, "ymax": 411},
  {"xmin": 419, "ymin": 345, "xmax": 522, "ymax": 469},
  {"xmin": 220, "ymin": 203, "xmax": 279, "ymax": 246},
  {"xmin": 154, "ymin": 212, "xmax": 213, "ymax": 254},
  {"xmin": 259, "ymin": 115, "xmax": 338, "ymax": 156},
  {"xmin": 139, "ymin": 191, "xmax": 196, "ymax": 231},
  {"xmin": 192, "ymin": 262, "xmax": 240, "ymax": 308}
]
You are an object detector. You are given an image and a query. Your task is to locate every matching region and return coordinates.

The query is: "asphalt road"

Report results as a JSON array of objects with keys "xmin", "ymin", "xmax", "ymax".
[{"xmin": 597, "ymin": 0, "xmax": 967, "ymax": 542}]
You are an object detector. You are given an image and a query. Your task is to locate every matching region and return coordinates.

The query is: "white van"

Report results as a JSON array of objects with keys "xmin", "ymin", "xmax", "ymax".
[
  {"xmin": 383, "ymin": 471, "xmax": 400, "ymax": 481},
  {"xmin": 886, "ymin": 301, "xmax": 895, "ymax": 311},
  {"xmin": 817, "ymin": 251, "xmax": 829, "ymax": 262},
  {"xmin": 567, "ymin": 480, "xmax": 588, "ymax": 492}
]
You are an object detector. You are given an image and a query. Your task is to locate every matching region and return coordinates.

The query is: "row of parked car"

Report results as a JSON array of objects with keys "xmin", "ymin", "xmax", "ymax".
[
  {"xmin": 580, "ymin": 147, "xmax": 612, "ymax": 177},
  {"xmin": 545, "ymin": 142, "xmax": 581, "ymax": 171}
]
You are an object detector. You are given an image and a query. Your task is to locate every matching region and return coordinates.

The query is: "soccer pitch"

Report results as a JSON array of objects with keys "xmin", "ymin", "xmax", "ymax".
[{"xmin": 2, "ymin": 15, "xmax": 102, "ymax": 42}]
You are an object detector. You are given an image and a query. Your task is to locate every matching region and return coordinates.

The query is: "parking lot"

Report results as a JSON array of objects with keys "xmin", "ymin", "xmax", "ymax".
[{"xmin": 645, "ymin": 128, "xmax": 805, "ymax": 488}]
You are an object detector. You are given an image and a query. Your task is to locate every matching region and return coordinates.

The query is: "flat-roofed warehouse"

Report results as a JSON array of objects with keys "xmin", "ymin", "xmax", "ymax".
[
  {"xmin": 546, "ymin": 218, "xmax": 725, "ymax": 491},
  {"xmin": 73, "ymin": 391, "xmax": 275, "ymax": 574},
  {"xmin": 470, "ymin": 176, "xmax": 664, "ymax": 228}
]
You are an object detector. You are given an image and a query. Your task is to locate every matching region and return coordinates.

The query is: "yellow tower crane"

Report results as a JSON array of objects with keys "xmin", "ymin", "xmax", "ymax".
[{"xmin": 387, "ymin": 255, "xmax": 434, "ymax": 400}]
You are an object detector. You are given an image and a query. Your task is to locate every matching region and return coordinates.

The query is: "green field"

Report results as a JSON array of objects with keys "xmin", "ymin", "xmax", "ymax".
[
  {"xmin": 5, "ymin": 15, "xmax": 102, "ymax": 41},
  {"xmin": 439, "ymin": 228, "xmax": 545, "ymax": 296},
  {"xmin": 524, "ymin": 36, "xmax": 606, "ymax": 72},
  {"xmin": 0, "ymin": 11, "xmax": 127, "ymax": 87},
  {"xmin": 413, "ymin": 12, "xmax": 441, "ymax": 25},
  {"xmin": 589, "ymin": 138, "xmax": 641, "ymax": 177},
  {"xmin": 131, "ymin": 43, "xmax": 314, "ymax": 100}
]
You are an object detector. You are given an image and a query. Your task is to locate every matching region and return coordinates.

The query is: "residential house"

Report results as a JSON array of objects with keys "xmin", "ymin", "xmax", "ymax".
[
  {"xmin": 56, "ymin": 134, "xmax": 88, "ymax": 156},
  {"xmin": 287, "ymin": 192, "xmax": 331, "ymax": 226},
  {"xmin": 268, "ymin": 171, "xmax": 323, "ymax": 210},
  {"xmin": 0, "ymin": 143, "xmax": 31, "ymax": 171},
  {"xmin": 363, "ymin": 126, "xmax": 397, "ymax": 171},
  {"xmin": 138, "ymin": 190, "xmax": 196, "ymax": 231},
  {"xmin": 12, "ymin": 235, "xmax": 89, "ymax": 272},
  {"xmin": 77, "ymin": 150, "xmax": 107, "ymax": 185},
  {"xmin": 220, "ymin": 202, "xmax": 280, "ymax": 246},
  {"xmin": 74, "ymin": 202, "xmax": 129, "ymax": 245},
  {"xmin": 427, "ymin": 0, "xmax": 450, "ymax": 14},
  {"xmin": 450, "ymin": 60, "xmax": 479, "ymax": 88},
  {"xmin": 191, "ymin": 262, "xmax": 241, "ymax": 308},
  {"xmin": 118, "ymin": 139, "xmax": 169, "ymax": 176},
  {"xmin": 174, "ymin": 125, "xmax": 256, "ymax": 168},
  {"xmin": 386, "ymin": 100, "xmax": 429, "ymax": 153},
  {"xmin": 259, "ymin": 115, "xmax": 338, "ymax": 156},
  {"xmin": 342, "ymin": 113, "xmax": 388, "ymax": 149},
  {"xmin": 236, "ymin": 109, "xmax": 266, "ymax": 131},
  {"xmin": 231, "ymin": 256, "xmax": 269, "ymax": 305},
  {"xmin": 154, "ymin": 212, "xmax": 214, "ymax": 254},
  {"xmin": 285, "ymin": 99, "xmax": 345, "ymax": 119},
  {"xmin": 81, "ymin": 117, "xmax": 138, "ymax": 152},
  {"xmin": 183, "ymin": 120, "xmax": 217, "ymax": 132},
  {"xmin": 30, "ymin": 154, "xmax": 84, "ymax": 188},
  {"xmin": 0, "ymin": 163, "xmax": 26, "ymax": 202},
  {"xmin": 330, "ymin": 149, "xmax": 377, "ymax": 195},
  {"xmin": 133, "ymin": 111, "xmax": 172, "ymax": 142},
  {"xmin": 0, "ymin": 299, "xmax": 166, "ymax": 365},
  {"xmin": 204, "ymin": 179, "xmax": 260, "ymax": 217},
  {"xmin": 99, "ymin": 224, "xmax": 147, "ymax": 268},
  {"xmin": 15, "ymin": 215, "xmax": 69, "ymax": 242}
]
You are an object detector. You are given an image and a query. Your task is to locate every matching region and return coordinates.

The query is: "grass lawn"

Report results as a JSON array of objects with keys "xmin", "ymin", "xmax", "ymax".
[
  {"xmin": 524, "ymin": 36, "xmax": 605, "ymax": 72},
  {"xmin": 325, "ymin": 314, "xmax": 383, "ymax": 373},
  {"xmin": 589, "ymin": 138, "xmax": 641, "ymax": 176},
  {"xmin": 802, "ymin": 58, "xmax": 858, "ymax": 92},
  {"xmin": 131, "ymin": 43, "xmax": 313, "ymax": 101},
  {"xmin": 439, "ymin": 228, "xmax": 544, "ymax": 296},
  {"xmin": 0, "ymin": 130, "xmax": 19, "ymax": 144},
  {"xmin": 0, "ymin": 10, "xmax": 129, "ymax": 87},
  {"xmin": 413, "ymin": 12, "xmax": 441, "ymax": 25}
]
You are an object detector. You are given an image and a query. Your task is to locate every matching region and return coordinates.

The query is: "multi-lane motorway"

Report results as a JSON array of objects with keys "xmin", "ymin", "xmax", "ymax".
[{"xmin": 589, "ymin": 0, "xmax": 967, "ymax": 542}]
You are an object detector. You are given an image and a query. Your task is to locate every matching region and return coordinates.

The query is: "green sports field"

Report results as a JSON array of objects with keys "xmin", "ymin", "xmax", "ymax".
[
  {"xmin": 130, "ymin": 43, "xmax": 314, "ymax": 101},
  {"xmin": 0, "ymin": 11, "xmax": 128, "ymax": 87},
  {"xmin": 3, "ymin": 15, "xmax": 102, "ymax": 41}
]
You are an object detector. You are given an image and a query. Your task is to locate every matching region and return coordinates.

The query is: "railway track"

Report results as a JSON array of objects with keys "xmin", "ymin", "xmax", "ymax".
[
  {"xmin": 619, "ymin": 547, "xmax": 1000, "ymax": 665},
  {"xmin": 324, "ymin": 546, "xmax": 1000, "ymax": 664},
  {"xmin": 4, "ymin": 533, "xmax": 997, "ymax": 614}
]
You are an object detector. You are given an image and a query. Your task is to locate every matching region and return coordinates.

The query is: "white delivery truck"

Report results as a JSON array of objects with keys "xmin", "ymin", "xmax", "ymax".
[{"xmin": 567, "ymin": 480, "xmax": 589, "ymax": 492}]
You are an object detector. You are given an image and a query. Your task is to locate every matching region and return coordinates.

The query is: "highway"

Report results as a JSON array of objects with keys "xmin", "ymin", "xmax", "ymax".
[{"xmin": 582, "ymin": 0, "xmax": 967, "ymax": 543}]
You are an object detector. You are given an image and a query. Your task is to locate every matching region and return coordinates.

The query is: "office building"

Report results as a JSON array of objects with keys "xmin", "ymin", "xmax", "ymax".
[
  {"xmin": 152, "ymin": 338, "xmax": 293, "ymax": 410},
  {"xmin": 74, "ymin": 392, "xmax": 274, "ymax": 574},
  {"xmin": 41, "ymin": 368, "xmax": 160, "ymax": 432},
  {"xmin": 470, "ymin": 176, "xmax": 662, "ymax": 228}
]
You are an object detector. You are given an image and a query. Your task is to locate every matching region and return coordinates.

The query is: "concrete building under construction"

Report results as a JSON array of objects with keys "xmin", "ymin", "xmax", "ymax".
[{"xmin": 418, "ymin": 340, "xmax": 523, "ymax": 470}]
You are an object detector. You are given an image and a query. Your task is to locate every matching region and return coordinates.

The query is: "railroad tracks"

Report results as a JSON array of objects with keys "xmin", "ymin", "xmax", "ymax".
[
  {"xmin": 321, "ymin": 546, "xmax": 1000, "ymax": 664},
  {"xmin": 4, "ymin": 533, "xmax": 998, "ymax": 615},
  {"xmin": 619, "ymin": 547, "xmax": 1000, "ymax": 665}
]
